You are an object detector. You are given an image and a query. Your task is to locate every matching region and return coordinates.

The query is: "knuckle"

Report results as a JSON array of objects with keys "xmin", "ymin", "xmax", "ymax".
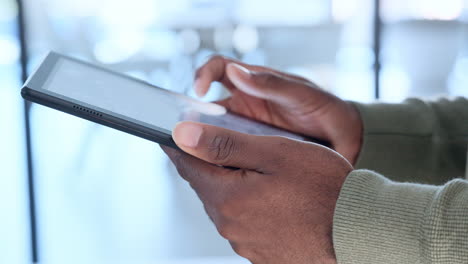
[
  {"xmin": 185, "ymin": 168, "xmax": 202, "ymax": 185},
  {"xmin": 254, "ymin": 72, "xmax": 280, "ymax": 87},
  {"xmin": 289, "ymin": 73, "xmax": 311, "ymax": 83},
  {"xmin": 170, "ymin": 153, "xmax": 187, "ymax": 173},
  {"xmin": 171, "ymin": 151, "xmax": 184, "ymax": 164},
  {"xmin": 194, "ymin": 67, "xmax": 203, "ymax": 79},
  {"xmin": 217, "ymin": 220, "xmax": 237, "ymax": 240},
  {"xmin": 169, "ymin": 153, "xmax": 200, "ymax": 184},
  {"xmin": 194, "ymin": 55, "xmax": 224, "ymax": 77},
  {"xmin": 231, "ymin": 244, "xmax": 255, "ymax": 260},
  {"xmin": 204, "ymin": 55, "xmax": 225, "ymax": 68},
  {"xmin": 175, "ymin": 162, "xmax": 193, "ymax": 182},
  {"xmin": 208, "ymin": 54, "xmax": 225, "ymax": 62},
  {"xmin": 208, "ymin": 134, "xmax": 236, "ymax": 163}
]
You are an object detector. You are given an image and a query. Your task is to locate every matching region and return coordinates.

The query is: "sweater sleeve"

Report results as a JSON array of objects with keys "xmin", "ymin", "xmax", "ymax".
[
  {"xmin": 351, "ymin": 97, "xmax": 468, "ymax": 184},
  {"xmin": 333, "ymin": 98, "xmax": 468, "ymax": 263},
  {"xmin": 333, "ymin": 170, "xmax": 468, "ymax": 264}
]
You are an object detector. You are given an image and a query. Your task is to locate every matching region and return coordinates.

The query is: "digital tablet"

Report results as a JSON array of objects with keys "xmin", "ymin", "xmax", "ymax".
[{"xmin": 21, "ymin": 52, "xmax": 305, "ymax": 149}]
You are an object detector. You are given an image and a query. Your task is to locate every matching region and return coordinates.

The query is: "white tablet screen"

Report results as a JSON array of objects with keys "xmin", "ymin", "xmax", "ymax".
[{"xmin": 43, "ymin": 57, "xmax": 304, "ymax": 140}]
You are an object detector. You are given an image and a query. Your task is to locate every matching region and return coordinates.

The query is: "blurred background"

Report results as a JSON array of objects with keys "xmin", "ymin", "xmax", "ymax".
[{"xmin": 1, "ymin": 0, "xmax": 467, "ymax": 263}]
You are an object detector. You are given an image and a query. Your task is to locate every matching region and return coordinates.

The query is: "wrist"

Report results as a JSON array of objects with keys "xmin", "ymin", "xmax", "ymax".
[{"xmin": 344, "ymin": 101, "xmax": 363, "ymax": 165}]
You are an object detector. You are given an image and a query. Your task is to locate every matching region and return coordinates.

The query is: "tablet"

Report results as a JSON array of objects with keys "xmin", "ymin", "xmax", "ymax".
[{"xmin": 21, "ymin": 52, "xmax": 305, "ymax": 149}]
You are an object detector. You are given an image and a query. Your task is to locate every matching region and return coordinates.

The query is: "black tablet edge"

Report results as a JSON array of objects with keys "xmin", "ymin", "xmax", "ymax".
[{"xmin": 21, "ymin": 87, "xmax": 180, "ymax": 150}]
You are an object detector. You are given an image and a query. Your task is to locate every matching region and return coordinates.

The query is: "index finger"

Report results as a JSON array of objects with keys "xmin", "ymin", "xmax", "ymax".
[
  {"xmin": 161, "ymin": 145, "xmax": 245, "ymax": 204},
  {"xmin": 161, "ymin": 145, "xmax": 236, "ymax": 194},
  {"xmin": 194, "ymin": 55, "xmax": 311, "ymax": 97}
]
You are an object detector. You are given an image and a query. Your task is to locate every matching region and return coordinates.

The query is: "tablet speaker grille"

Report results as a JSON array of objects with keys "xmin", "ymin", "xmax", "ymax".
[{"xmin": 73, "ymin": 105, "xmax": 103, "ymax": 117}]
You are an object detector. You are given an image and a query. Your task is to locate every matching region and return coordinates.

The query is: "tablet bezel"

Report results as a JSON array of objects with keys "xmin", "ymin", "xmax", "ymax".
[{"xmin": 21, "ymin": 51, "xmax": 179, "ymax": 149}]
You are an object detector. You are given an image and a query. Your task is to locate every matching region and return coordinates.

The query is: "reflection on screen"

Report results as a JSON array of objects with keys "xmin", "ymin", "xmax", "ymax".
[{"xmin": 44, "ymin": 58, "xmax": 304, "ymax": 140}]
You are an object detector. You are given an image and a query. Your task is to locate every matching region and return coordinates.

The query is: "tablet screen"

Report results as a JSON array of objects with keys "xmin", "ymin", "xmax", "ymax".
[{"xmin": 42, "ymin": 57, "xmax": 304, "ymax": 140}]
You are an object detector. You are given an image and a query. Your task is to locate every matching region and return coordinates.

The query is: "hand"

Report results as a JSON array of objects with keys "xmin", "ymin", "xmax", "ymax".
[
  {"xmin": 163, "ymin": 122, "xmax": 353, "ymax": 264},
  {"xmin": 194, "ymin": 56, "xmax": 363, "ymax": 164}
]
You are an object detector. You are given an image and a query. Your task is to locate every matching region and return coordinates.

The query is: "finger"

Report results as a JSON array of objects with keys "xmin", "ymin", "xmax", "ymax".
[
  {"xmin": 194, "ymin": 55, "xmax": 227, "ymax": 97},
  {"xmin": 225, "ymin": 63, "xmax": 328, "ymax": 107},
  {"xmin": 161, "ymin": 145, "xmax": 246, "ymax": 216},
  {"xmin": 161, "ymin": 145, "xmax": 229, "ymax": 192},
  {"xmin": 172, "ymin": 121, "xmax": 284, "ymax": 172},
  {"xmin": 194, "ymin": 55, "xmax": 310, "ymax": 97},
  {"xmin": 213, "ymin": 98, "xmax": 231, "ymax": 108}
]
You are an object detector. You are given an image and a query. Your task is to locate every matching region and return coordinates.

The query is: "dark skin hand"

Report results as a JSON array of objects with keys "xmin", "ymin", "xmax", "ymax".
[
  {"xmin": 162, "ymin": 123, "xmax": 352, "ymax": 264},
  {"xmin": 162, "ymin": 56, "xmax": 364, "ymax": 263},
  {"xmin": 193, "ymin": 56, "xmax": 363, "ymax": 164}
]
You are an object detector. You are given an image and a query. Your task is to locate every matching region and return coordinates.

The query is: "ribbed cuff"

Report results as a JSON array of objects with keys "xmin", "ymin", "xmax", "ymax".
[{"xmin": 333, "ymin": 169, "xmax": 438, "ymax": 264}]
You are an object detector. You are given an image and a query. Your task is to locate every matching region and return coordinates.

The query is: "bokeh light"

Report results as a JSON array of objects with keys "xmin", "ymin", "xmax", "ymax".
[
  {"xmin": 214, "ymin": 25, "xmax": 235, "ymax": 51},
  {"xmin": 177, "ymin": 29, "xmax": 201, "ymax": 55},
  {"xmin": 383, "ymin": 0, "xmax": 465, "ymax": 21},
  {"xmin": 93, "ymin": 31, "xmax": 145, "ymax": 64},
  {"xmin": 142, "ymin": 29, "xmax": 178, "ymax": 61},
  {"xmin": 0, "ymin": 0, "xmax": 18, "ymax": 22},
  {"xmin": 236, "ymin": 0, "xmax": 329, "ymax": 25},
  {"xmin": 0, "ymin": 35, "xmax": 20, "ymax": 65},
  {"xmin": 45, "ymin": 0, "xmax": 97, "ymax": 18},
  {"xmin": 233, "ymin": 24, "xmax": 259, "ymax": 54},
  {"xmin": 417, "ymin": 0, "xmax": 464, "ymax": 20},
  {"xmin": 97, "ymin": 0, "xmax": 158, "ymax": 29},
  {"xmin": 332, "ymin": 0, "xmax": 361, "ymax": 22}
]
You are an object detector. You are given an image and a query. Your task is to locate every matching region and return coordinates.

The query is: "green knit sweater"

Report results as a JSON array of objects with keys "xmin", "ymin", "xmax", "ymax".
[{"xmin": 333, "ymin": 97, "xmax": 468, "ymax": 263}]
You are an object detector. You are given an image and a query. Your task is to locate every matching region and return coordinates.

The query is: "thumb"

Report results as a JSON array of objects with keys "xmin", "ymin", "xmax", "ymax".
[
  {"xmin": 172, "ymin": 121, "xmax": 283, "ymax": 172},
  {"xmin": 225, "ymin": 63, "xmax": 322, "ymax": 106}
]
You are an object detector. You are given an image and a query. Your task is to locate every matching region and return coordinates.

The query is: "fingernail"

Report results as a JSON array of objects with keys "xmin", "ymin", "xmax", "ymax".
[
  {"xmin": 174, "ymin": 123, "xmax": 203, "ymax": 148},
  {"xmin": 193, "ymin": 79, "xmax": 203, "ymax": 97},
  {"xmin": 229, "ymin": 63, "xmax": 251, "ymax": 79}
]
